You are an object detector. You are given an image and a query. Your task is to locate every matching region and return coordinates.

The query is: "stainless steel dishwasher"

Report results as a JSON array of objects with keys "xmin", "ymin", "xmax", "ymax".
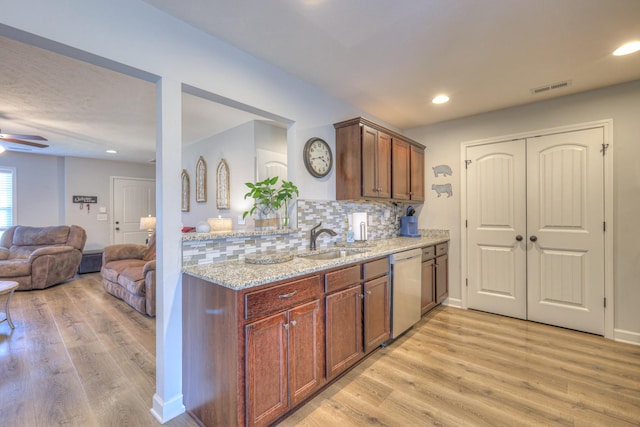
[{"xmin": 390, "ymin": 248, "xmax": 423, "ymax": 338}]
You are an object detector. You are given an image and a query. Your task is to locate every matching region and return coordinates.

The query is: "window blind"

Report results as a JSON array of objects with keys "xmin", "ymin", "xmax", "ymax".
[{"xmin": 0, "ymin": 168, "xmax": 15, "ymax": 231}]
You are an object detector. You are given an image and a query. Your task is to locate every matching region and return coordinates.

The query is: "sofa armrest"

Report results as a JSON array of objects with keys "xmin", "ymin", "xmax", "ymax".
[
  {"xmin": 143, "ymin": 259, "xmax": 156, "ymax": 276},
  {"xmin": 103, "ymin": 244, "xmax": 147, "ymax": 264},
  {"xmin": 0, "ymin": 247, "xmax": 9, "ymax": 260}
]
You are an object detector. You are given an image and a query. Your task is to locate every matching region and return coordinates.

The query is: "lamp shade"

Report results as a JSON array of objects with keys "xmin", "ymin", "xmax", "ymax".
[{"xmin": 139, "ymin": 216, "xmax": 156, "ymax": 230}]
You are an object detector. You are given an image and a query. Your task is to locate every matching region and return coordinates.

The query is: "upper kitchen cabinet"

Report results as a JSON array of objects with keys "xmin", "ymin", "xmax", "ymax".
[
  {"xmin": 335, "ymin": 117, "xmax": 425, "ymax": 202},
  {"xmin": 392, "ymin": 139, "xmax": 425, "ymax": 202}
]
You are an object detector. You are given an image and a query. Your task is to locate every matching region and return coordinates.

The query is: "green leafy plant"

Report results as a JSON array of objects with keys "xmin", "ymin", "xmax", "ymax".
[{"xmin": 242, "ymin": 176, "xmax": 299, "ymax": 220}]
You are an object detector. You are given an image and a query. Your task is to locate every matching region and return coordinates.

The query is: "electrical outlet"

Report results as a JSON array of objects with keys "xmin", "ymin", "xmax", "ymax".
[{"xmin": 237, "ymin": 215, "xmax": 245, "ymax": 225}]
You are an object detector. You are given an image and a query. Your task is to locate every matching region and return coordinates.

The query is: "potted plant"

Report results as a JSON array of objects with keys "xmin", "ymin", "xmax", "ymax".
[{"xmin": 243, "ymin": 176, "xmax": 299, "ymax": 230}]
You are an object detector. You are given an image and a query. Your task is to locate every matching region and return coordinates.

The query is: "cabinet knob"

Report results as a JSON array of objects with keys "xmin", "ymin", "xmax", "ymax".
[
  {"xmin": 283, "ymin": 323, "xmax": 289, "ymax": 330},
  {"xmin": 530, "ymin": 235, "xmax": 538, "ymax": 242},
  {"xmin": 366, "ymin": 290, "xmax": 372, "ymax": 295},
  {"xmin": 290, "ymin": 320, "xmax": 297, "ymax": 327},
  {"xmin": 358, "ymin": 294, "xmax": 364, "ymax": 299},
  {"xmin": 516, "ymin": 235, "xmax": 523, "ymax": 241}
]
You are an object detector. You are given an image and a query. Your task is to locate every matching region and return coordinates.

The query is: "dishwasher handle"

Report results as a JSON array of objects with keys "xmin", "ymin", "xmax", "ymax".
[{"xmin": 390, "ymin": 249, "xmax": 423, "ymax": 264}]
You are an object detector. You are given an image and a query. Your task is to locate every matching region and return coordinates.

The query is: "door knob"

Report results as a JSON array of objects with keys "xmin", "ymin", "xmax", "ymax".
[
  {"xmin": 115, "ymin": 227, "xmax": 120, "ymax": 231},
  {"xmin": 515, "ymin": 235, "xmax": 523, "ymax": 241},
  {"xmin": 530, "ymin": 235, "xmax": 538, "ymax": 242}
]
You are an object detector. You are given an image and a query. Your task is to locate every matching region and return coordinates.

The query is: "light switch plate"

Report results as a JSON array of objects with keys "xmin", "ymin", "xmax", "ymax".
[
  {"xmin": 97, "ymin": 214, "xmax": 108, "ymax": 221},
  {"xmin": 237, "ymin": 215, "xmax": 245, "ymax": 225}
]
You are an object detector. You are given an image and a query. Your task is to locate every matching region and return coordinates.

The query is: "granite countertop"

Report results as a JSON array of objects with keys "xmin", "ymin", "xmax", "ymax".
[{"xmin": 182, "ymin": 234, "xmax": 449, "ymax": 291}]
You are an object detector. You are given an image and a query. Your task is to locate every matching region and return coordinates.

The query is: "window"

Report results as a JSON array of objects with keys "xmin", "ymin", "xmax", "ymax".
[{"xmin": 0, "ymin": 167, "xmax": 16, "ymax": 233}]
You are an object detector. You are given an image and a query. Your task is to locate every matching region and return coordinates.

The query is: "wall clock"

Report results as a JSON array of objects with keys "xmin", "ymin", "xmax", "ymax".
[{"xmin": 303, "ymin": 137, "xmax": 333, "ymax": 178}]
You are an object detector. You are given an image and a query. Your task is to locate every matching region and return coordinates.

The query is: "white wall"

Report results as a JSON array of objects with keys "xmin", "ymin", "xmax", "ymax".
[
  {"xmin": 182, "ymin": 121, "xmax": 256, "ymax": 229},
  {"xmin": 65, "ymin": 156, "xmax": 155, "ymax": 250},
  {"xmin": 406, "ymin": 80, "xmax": 640, "ymax": 342},
  {"xmin": 0, "ymin": 152, "xmax": 155, "ymax": 249},
  {"xmin": 0, "ymin": 152, "xmax": 64, "ymax": 226}
]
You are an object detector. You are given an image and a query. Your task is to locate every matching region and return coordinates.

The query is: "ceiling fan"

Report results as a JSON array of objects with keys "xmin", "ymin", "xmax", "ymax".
[{"xmin": 0, "ymin": 130, "xmax": 49, "ymax": 148}]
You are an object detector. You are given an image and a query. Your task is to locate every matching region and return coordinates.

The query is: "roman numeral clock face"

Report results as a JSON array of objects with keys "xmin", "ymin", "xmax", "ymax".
[{"xmin": 303, "ymin": 137, "xmax": 333, "ymax": 178}]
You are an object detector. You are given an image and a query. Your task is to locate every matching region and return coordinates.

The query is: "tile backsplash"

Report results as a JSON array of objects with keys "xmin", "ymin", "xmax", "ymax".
[{"xmin": 183, "ymin": 199, "xmax": 412, "ymax": 265}]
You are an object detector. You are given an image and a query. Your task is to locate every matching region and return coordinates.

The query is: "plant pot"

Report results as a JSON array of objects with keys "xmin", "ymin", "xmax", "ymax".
[{"xmin": 255, "ymin": 210, "xmax": 280, "ymax": 231}]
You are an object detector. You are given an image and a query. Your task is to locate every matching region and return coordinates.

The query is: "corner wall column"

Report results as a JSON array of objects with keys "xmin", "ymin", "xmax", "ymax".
[{"xmin": 151, "ymin": 76, "xmax": 185, "ymax": 423}]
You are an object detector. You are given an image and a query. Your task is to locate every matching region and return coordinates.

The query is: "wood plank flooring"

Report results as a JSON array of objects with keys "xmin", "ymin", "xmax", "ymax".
[
  {"xmin": 0, "ymin": 273, "xmax": 197, "ymax": 427},
  {"xmin": 1, "ymin": 274, "xmax": 639, "ymax": 426},
  {"xmin": 280, "ymin": 307, "xmax": 640, "ymax": 427}
]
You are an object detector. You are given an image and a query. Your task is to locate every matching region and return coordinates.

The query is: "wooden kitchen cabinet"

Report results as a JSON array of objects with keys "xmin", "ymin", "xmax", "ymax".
[
  {"xmin": 335, "ymin": 117, "xmax": 425, "ymax": 202},
  {"xmin": 421, "ymin": 254, "xmax": 436, "ymax": 315},
  {"xmin": 421, "ymin": 242, "xmax": 448, "ymax": 315},
  {"xmin": 392, "ymin": 139, "xmax": 425, "ymax": 202},
  {"xmin": 362, "ymin": 125, "xmax": 391, "ymax": 198},
  {"xmin": 363, "ymin": 257, "xmax": 390, "ymax": 354},
  {"xmin": 246, "ymin": 299, "xmax": 324, "ymax": 426},
  {"xmin": 325, "ymin": 284, "xmax": 363, "ymax": 380},
  {"xmin": 436, "ymin": 252, "xmax": 449, "ymax": 304}
]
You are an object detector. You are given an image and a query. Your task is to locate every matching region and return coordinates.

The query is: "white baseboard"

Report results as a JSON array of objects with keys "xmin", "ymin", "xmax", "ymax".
[
  {"xmin": 441, "ymin": 297, "xmax": 462, "ymax": 309},
  {"xmin": 150, "ymin": 392, "xmax": 186, "ymax": 424},
  {"xmin": 614, "ymin": 328, "xmax": 640, "ymax": 346}
]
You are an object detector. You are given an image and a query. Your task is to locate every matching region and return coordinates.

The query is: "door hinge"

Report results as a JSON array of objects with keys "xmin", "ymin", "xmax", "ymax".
[
  {"xmin": 465, "ymin": 160, "xmax": 472, "ymax": 169},
  {"xmin": 603, "ymin": 221, "xmax": 606, "ymax": 232},
  {"xmin": 603, "ymin": 297, "xmax": 607, "ymax": 308},
  {"xmin": 601, "ymin": 143, "xmax": 609, "ymax": 155},
  {"xmin": 465, "ymin": 219, "xmax": 468, "ymax": 228},
  {"xmin": 466, "ymin": 278, "xmax": 468, "ymax": 287}
]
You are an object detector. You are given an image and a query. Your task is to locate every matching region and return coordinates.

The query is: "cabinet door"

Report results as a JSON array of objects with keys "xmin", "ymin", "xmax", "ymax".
[
  {"xmin": 364, "ymin": 275, "xmax": 390, "ymax": 353},
  {"xmin": 362, "ymin": 125, "xmax": 379, "ymax": 198},
  {"xmin": 289, "ymin": 299, "xmax": 325, "ymax": 406},
  {"xmin": 392, "ymin": 139, "xmax": 411, "ymax": 200},
  {"xmin": 410, "ymin": 145, "xmax": 425, "ymax": 201},
  {"xmin": 421, "ymin": 258, "xmax": 436, "ymax": 314},
  {"xmin": 245, "ymin": 312, "xmax": 289, "ymax": 427},
  {"xmin": 377, "ymin": 132, "xmax": 392, "ymax": 198},
  {"xmin": 436, "ymin": 254, "xmax": 449, "ymax": 304},
  {"xmin": 325, "ymin": 284, "xmax": 364, "ymax": 379}
]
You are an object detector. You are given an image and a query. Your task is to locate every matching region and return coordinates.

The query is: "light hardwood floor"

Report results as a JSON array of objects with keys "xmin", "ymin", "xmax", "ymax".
[{"xmin": 1, "ymin": 274, "xmax": 638, "ymax": 426}]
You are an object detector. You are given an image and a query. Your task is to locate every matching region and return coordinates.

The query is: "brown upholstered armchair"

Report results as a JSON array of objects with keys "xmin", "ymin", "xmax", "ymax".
[
  {"xmin": 101, "ymin": 234, "xmax": 156, "ymax": 317},
  {"xmin": 0, "ymin": 225, "xmax": 87, "ymax": 290}
]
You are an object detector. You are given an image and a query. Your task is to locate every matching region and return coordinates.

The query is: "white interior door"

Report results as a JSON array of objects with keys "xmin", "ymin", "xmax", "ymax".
[
  {"xmin": 466, "ymin": 140, "xmax": 527, "ymax": 319},
  {"xmin": 256, "ymin": 149, "xmax": 287, "ymax": 181},
  {"xmin": 526, "ymin": 128, "xmax": 605, "ymax": 334},
  {"xmin": 112, "ymin": 177, "xmax": 156, "ymax": 244},
  {"xmin": 465, "ymin": 127, "xmax": 605, "ymax": 335}
]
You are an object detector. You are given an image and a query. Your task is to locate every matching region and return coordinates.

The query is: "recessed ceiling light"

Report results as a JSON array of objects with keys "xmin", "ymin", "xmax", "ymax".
[
  {"xmin": 106, "ymin": 149, "xmax": 117, "ymax": 154},
  {"xmin": 432, "ymin": 95, "xmax": 450, "ymax": 104},
  {"xmin": 613, "ymin": 41, "xmax": 640, "ymax": 56}
]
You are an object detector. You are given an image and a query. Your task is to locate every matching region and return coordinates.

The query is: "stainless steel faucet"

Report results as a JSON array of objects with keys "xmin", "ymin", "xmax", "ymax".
[{"xmin": 309, "ymin": 222, "xmax": 337, "ymax": 250}]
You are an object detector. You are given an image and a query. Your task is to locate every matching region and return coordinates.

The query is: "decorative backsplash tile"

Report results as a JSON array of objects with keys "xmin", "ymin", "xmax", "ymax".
[{"xmin": 182, "ymin": 199, "xmax": 413, "ymax": 265}]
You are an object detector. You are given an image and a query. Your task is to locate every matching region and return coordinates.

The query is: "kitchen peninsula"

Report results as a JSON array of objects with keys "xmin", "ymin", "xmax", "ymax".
[{"xmin": 182, "ymin": 231, "xmax": 449, "ymax": 427}]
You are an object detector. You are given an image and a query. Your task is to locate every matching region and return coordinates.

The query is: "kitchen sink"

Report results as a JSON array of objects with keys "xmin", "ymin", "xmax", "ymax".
[{"xmin": 297, "ymin": 248, "xmax": 368, "ymax": 261}]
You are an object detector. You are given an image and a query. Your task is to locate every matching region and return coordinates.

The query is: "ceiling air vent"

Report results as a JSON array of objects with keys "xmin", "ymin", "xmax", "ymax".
[{"xmin": 531, "ymin": 80, "xmax": 572, "ymax": 95}]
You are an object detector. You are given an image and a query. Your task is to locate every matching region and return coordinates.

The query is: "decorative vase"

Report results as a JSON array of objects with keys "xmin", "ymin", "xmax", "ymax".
[{"xmin": 254, "ymin": 209, "xmax": 280, "ymax": 231}]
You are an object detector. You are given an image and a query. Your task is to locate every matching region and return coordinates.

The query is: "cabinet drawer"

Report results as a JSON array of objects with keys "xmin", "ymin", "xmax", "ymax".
[
  {"xmin": 245, "ymin": 275, "xmax": 323, "ymax": 321},
  {"xmin": 363, "ymin": 257, "xmax": 389, "ymax": 281},
  {"xmin": 421, "ymin": 246, "xmax": 435, "ymax": 261},
  {"xmin": 436, "ymin": 242, "xmax": 449, "ymax": 256},
  {"xmin": 325, "ymin": 265, "xmax": 361, "ymax": 293}
]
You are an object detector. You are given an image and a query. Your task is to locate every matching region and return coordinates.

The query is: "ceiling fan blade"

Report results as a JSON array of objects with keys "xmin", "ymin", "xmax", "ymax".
[
  {"xmin": 0, "ymin": 137, "xmax": 49, "ymax": 148},
  {"xmin": 0, "ymin": 133, "xmax": 48, "ymax": 141}
]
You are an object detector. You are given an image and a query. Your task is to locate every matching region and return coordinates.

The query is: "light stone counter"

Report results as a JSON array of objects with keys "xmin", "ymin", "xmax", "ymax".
[{"xmin": 182, "ymin": 234, "xmax": 449, "ymax": 290}]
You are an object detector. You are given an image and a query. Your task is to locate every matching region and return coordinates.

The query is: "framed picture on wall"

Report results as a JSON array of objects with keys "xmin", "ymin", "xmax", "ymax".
[
  {"xmin": 181, "ymin": 169, "xmax": 190, "ymax": 212},
  {"xmin": 196, "ymin": 156, "xmax": 207, "ymax": 203},
  {"xmin": 216, "ymin": 159, "xmax": 230, "ymax": 209}
]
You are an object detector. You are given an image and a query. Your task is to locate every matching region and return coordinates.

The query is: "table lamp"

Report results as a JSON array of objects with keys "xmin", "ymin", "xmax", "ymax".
[{"xmin": 139, "ymin": 215, "xmax": 156, "ymax": 244}]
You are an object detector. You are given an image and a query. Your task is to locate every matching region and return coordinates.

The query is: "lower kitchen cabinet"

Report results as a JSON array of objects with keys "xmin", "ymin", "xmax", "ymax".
[
  {"xmin": 246, "ymin": 299, "xmax": 324, "ymax": 426},
  {"xmin": 436, "ymin": 252, "xmax": 449, "ymax": 304},
  {"xmin": 325, "ymin": 284, "xmax": 363, "ymax": 380},
  {"xmin": 182, "ymin": 255, "xmax": 394, "ymax": 427},
  {"xmin": 421, "ymin": 242, "xmax": 449, "ymax": 315}
]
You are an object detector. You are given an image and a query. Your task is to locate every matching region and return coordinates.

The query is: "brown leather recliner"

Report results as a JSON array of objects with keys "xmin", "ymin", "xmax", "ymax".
[
  {"xmin": 101, "ymin": 234, "xmax": 156, "ymax": 317},
  {"xmin": 0, "ymin": 225, "xmax": 87, "ymax": 290}
]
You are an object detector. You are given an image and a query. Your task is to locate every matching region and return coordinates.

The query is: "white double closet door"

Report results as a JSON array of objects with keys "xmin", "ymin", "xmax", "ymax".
[{"xmin": 466, "ymin": 127, "xmax": 605, "ymax": 335}]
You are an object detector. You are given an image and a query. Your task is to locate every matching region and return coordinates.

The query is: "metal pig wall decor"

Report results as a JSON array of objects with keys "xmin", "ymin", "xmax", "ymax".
[{"xmin": 432, "ymin": 164, "xmax": 453, "ymax": 198}]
